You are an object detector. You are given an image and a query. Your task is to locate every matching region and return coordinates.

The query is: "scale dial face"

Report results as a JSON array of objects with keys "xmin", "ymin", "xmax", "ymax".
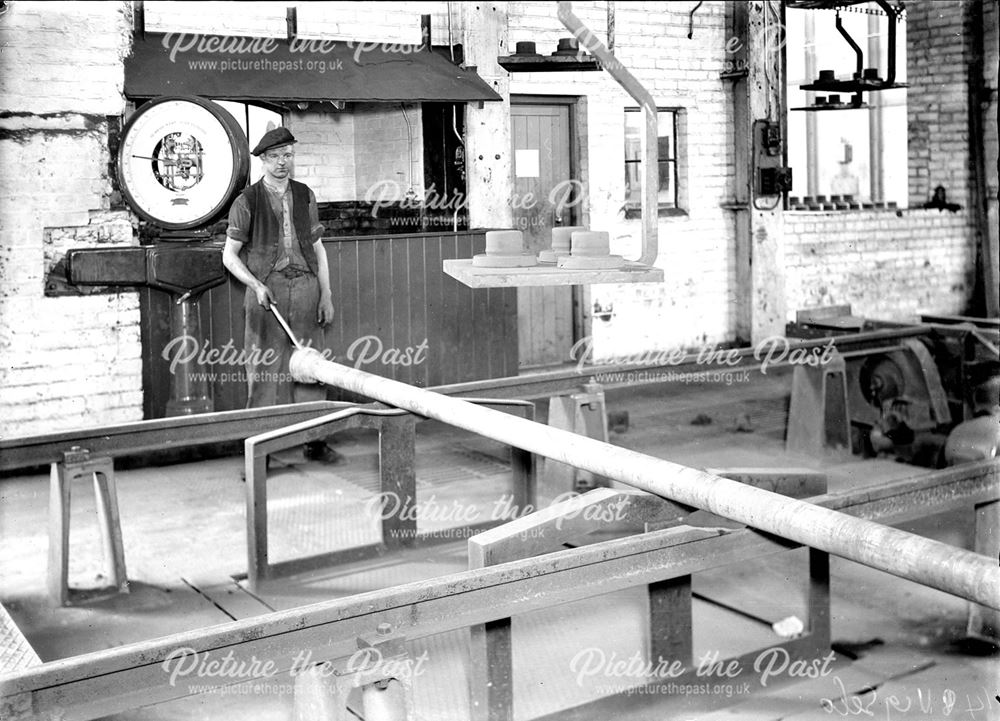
[{"xmin": 118, "ymin": 96, "xmax": 249, "ymax": 230}]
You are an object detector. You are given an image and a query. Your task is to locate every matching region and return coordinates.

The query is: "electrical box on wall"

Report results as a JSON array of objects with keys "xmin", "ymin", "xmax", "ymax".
[
  {"xmin": 759, "ymin": 167, "xmax": 794, "ymax": 196},
  {"xmin": 753, "ymin": 119, "xmax": 793, "ymax": 198}
]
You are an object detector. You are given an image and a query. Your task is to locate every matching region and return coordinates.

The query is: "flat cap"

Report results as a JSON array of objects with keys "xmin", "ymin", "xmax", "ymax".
[{"xmin": 251, "ymin": 127, "xmax": 297, "ymax": 156}]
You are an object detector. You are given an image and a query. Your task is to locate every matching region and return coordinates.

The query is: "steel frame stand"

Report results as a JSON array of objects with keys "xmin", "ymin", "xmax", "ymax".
[
  {"xmin": 292, "ymin": 623, "xmax": 414, "ymax": 721},
  {"xmin": 545, "ymin": 382, "xmax": 610, "ymax": 495},
  {"xmin": 786, "ymin": 350, "xmax": 852, "ymax": 455},
  {"xmin": 245, "ymin": 400, "xmax": 537, "ymax": 591},
  {"xmin": 48, "ymin": 447, "xmax": 129, "ymax": 606},
  {"xmin": 968, "ymin": 499, "xmax": 1000, "ymax": 640}
]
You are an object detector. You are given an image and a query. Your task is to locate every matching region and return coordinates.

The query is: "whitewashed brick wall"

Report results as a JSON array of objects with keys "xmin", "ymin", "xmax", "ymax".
[
  {"xmin": 286, "ymin": 108, "xmax": 357, "ymax": 201},
  {"xmin": 146, "ymin": 1, "xmax": 451, "ymax": 46},
  {"xmin": 0, "ymin": 1, "xmax": 138, "ymax": 438},
  {"xmin": 352, "ymin": 104, "xmax": 426, "ymax": 202},
  {"xmin": 784, "ymin": 210, "xmax": 975, "ymax": 320}
]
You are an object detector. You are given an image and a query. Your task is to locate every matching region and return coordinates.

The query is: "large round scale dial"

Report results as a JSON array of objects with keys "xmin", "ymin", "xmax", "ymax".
[{"xmin": 117, "ymin": 96, "xmax": 250, "ymax": 230}]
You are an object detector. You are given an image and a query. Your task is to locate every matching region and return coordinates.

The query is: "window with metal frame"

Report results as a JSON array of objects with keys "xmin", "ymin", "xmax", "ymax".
[
  {"xmin": 213, "ymin": 100, "xmax": 285, "ymax": 186},
  {"xmin": 623, "ymin": 108, "xmax": 681, "ymax": 218},
  {"xmin": 785, "ymin": 3, "xmax": 908, "ymax": 209}
]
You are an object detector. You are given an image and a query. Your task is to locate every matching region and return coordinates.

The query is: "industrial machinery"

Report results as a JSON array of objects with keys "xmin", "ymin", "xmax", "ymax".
[{"xmin": 788, "ymin": 308, "xmax": 1000, "ymax": 466}]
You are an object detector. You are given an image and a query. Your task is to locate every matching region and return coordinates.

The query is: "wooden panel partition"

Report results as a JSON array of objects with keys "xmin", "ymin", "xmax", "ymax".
[{"xmin": 140, "ymin": 231, "xmax": 518, "ymax": 417}]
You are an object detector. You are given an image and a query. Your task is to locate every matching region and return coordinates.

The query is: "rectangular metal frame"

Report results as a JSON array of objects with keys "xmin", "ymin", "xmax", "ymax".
[
  {"xmin": 0, "ymin": 402, "xmax": 355, "ymax": 472},
  {"xmin": 244, "ymin": 400, "xmax": 537, "ymax": 590}
]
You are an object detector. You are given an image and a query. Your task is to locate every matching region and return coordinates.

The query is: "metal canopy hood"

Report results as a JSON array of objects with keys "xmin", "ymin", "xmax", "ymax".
[{"xmin": 125, "ymin": 32, "xmax": 502, "ymax": 104}]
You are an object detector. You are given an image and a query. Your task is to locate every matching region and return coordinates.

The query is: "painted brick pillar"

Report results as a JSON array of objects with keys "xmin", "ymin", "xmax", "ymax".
[{"xmin": 460, "ymin": 2, "xmax": 513, "ymax": 230}]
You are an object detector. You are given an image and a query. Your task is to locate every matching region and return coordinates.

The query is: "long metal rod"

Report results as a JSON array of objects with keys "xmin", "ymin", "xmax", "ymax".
[
  {"xmin": 290, "ymin": 348, "xmax": 1000, "ymax": 610},
  {"xmin": 268, "ymin": 304, "xmax": 303, "ymax": 350}
]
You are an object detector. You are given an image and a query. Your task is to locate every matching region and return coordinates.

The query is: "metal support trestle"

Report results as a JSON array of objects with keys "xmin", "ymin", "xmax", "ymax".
[{"xmin": 48, "ymin": 447, "xmax": 128, "ymax": 605}]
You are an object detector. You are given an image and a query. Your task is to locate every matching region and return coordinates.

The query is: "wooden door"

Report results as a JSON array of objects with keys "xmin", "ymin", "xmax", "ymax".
[{"xmin": 511, "ymin": 101, "xmax": 578, "ymax": 369}]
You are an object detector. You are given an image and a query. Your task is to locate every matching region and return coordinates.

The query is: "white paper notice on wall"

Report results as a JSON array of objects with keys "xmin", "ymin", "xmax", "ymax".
[{"xmin": 515, "ymin": 149, "xmax": 540, "ymax": 178}]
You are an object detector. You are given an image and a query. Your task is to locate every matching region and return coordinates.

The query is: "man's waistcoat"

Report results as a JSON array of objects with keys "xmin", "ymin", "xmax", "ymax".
[{"xmin": 239, "ymin": 179, "xmax": 318, "ymax": 277}]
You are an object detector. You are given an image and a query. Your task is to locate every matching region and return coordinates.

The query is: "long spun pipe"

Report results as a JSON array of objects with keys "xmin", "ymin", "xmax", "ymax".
[{"xmin": 290, "ymin": 349, "xmax": 1000, "ymax": 610}]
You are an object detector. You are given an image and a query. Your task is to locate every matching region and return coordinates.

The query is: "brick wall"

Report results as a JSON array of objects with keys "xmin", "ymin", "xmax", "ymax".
[
  {"xmin": 352, "ymin": 103, "xmax": 426, "ymax": 203},
  {"xmin": 0, "ymin": 1, "xmax": 139, "ymax": 438},
  {"xmin": 906, "ymin": 0, "xmax": 975, "ymax": 210},
  {"xmin": 785, "ymin": 209, "xmax": 974, "ymax": 319},
  {"xmin": 145, "ymin": 1, "xmax": 454, "ymax": 56},
  {"xmin": 286, "ymin": 108, "xmax": 357, "ymax": 201}
]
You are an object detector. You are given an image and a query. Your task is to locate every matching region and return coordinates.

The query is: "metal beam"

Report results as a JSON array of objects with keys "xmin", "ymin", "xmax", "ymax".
[
  {"xmin": 290, "ymin": 349, "xmax": 1000, "ymax": 610},
  {"xmin": 430, "ymin": 326, "xmax": 931, "ymax": 399},
  {"xmin": 0, "ymin": 402, "xmax": 355, "ymax": 472}
]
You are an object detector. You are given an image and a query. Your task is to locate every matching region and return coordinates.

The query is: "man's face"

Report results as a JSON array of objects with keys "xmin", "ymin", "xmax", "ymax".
[{"xmin": 261, "ymin": 144, "xmax": 294, "ymax": 181}]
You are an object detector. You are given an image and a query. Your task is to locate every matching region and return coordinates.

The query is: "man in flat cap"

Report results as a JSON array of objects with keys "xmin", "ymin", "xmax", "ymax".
[{"xmin": 223, "ymin": 127, "xmax": 340, "ymax": 463}]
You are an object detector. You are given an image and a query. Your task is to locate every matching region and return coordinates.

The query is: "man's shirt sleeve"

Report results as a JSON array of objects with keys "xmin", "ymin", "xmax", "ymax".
[
  {"xmin": 308, "ymin": 188, "xmax": 325, "ymax": 242},
  {"xmin": 227, "ymin": 194, "xmax": 251, "ymax": 244}
]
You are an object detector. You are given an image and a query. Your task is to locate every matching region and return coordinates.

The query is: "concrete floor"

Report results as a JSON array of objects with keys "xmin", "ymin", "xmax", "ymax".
[{"xmin": 0, "ymin": 367, "xmax": 997, "ymax": 720}]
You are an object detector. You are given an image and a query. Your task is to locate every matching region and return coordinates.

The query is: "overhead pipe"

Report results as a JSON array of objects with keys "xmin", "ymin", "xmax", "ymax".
[
  {"xmin": 558, "ymin": 2, "xmax": 658, "ymax": 266},
  {"xmin": 874, "ymin": 0, "xmax": 898, "ymax": 86},
  {"xmin": 867, "ymin": 11, "xmax": 884, "ymax": 201},
  {"xmin": 290, "ymin": 348, "xmax": 1000, "ymax": 611},
  {"xmin": 835, "ymin": 11, "xmax": 863, "ymax": 79}
]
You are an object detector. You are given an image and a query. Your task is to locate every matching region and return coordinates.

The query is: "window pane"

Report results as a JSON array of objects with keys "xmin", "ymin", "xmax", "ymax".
[
  {"xmin": 624, "ymin": 109, "xmax": 677, "ymax": 210},
  {"xmin": 658, "ymin": 160, "xmax": 676, "ymax": 207},
  {"xmin": 657, "ymin": 136, "xmax": 673, "ymax": 163},
  {"xmin": 625, "ymin": 110, "xmax": 674, "ymax": 162},
  {"xmin": 212, "ymin": 100, "xmax": 283, "ymax": 185},
  {"xmin": 785, "ymin": 5, "xmax": 908, "ymax": 206},
  {"xmin": 624, "ymin": 113, "xmax": 643, "ymax": 162},
  {"xmin": 624, "ymin": 161, "xmax": 642, "ymax": 205},
  {"xmin": 657, "ymin": 113, "xmax": 674, "ymax": 162}
]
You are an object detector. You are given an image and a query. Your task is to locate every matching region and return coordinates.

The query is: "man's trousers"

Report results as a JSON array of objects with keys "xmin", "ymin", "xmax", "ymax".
[{"xmin": 243, "ymin": 270, "xmax": 327, "ymax": 408}]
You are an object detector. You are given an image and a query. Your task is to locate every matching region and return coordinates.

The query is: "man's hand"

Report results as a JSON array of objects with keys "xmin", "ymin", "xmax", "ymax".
[
  {"xmin": 318, "ymin": 294, "xmax": 335, "ymax": 326},
  {"xmin": 254, "ymin": 283, "xmax": 276, "ymax": 309}
]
